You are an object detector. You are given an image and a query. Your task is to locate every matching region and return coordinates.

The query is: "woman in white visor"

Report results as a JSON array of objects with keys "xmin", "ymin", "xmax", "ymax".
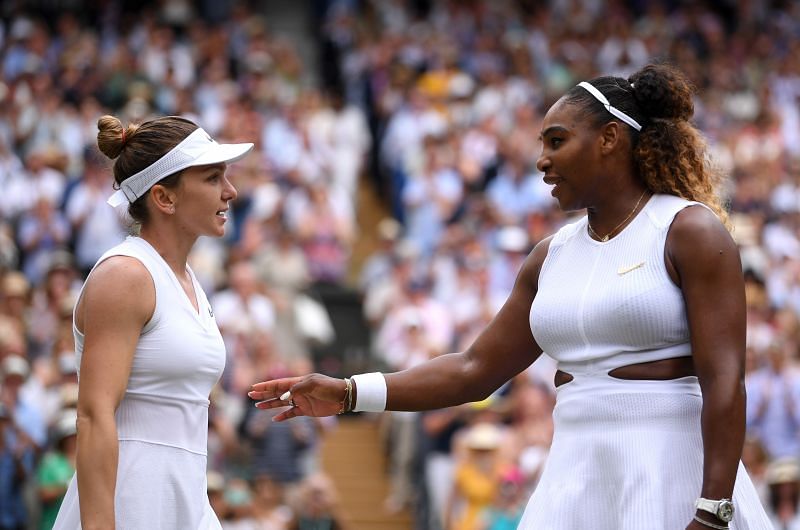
[
  {"xmin": 249, "ymin": 64, "xmax": 773, "ymax": 529},
  {"xmin": 54, "ymin": 115, "xmax": 252, "ymax": 529}
]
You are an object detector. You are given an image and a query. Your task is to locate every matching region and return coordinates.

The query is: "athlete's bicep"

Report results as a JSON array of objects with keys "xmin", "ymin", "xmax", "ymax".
[{"xmin": 76, "ymin": 257, "xmax": 155, "ymax": 417}]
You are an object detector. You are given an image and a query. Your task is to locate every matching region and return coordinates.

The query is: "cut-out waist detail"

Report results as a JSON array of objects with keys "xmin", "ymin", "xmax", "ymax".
[
  {"xmin": 555, "ymin": 355, "xmax": 695, "ymax": 387},
  {"xmin": 553, "ymin": 370, "xmax": 701, "ymax": 402}
]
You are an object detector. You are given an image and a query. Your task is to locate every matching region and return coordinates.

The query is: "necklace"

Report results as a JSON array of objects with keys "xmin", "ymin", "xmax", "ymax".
[{"xmin": 587, "ymin": 190, "xmax": 648, "ymax": 242}]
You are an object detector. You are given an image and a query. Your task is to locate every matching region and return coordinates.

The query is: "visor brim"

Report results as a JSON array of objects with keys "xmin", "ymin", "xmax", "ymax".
[{"xmin": 192, "ymin": 142, "xmax": 254, "ymax": 168}]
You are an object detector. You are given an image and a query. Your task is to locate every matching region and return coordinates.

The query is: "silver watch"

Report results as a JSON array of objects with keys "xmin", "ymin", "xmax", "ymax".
[{"xmin": 695, "ymin": 497, "xmax": 734, "ymax": 523}]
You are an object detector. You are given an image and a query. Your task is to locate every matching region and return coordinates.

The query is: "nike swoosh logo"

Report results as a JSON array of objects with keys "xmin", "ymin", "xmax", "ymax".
[{"xmin": 617, "ymin": 261, "xmax": 645, "ymax": 275}]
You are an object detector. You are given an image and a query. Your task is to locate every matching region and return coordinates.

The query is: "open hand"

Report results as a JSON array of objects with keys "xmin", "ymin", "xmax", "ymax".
[{"xmin": 249, "ymin": 373, "xmax": 346, "ymax": 422}]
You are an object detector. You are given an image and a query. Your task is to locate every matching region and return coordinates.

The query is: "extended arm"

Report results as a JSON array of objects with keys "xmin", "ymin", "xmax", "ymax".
[
  {"xmin": 383, "ymin": 243, "xmax": 545, "ymax": 409},
  {"xmin": 250, "ymin": 238, "xmax": 551, "ymax": 419},
  {"xmin": 667, "ymin": 207, "xmax": 746, "ymax": 518},
  {"xmin": 74, "ymin": 257, "xmax": 153, "ymax": 530}
]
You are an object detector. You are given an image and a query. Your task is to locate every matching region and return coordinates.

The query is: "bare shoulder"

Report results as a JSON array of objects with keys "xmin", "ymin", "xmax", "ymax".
[
  {"xmin": 520, "ymin": 235, "xmax": 555, "ymax": 284},
  {"xmin": 78, "ymin": 256, "xmax": 155, "ymax": 328},
  {"xmin": 667, "ymin": 205, "xmax": 736, "ymax": 256},
  {"xmin": 666, "ymin": 205, "xmax": 741, "ymax": 285}
]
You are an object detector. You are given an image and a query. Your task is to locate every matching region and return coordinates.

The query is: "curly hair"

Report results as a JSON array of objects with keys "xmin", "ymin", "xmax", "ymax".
[{"xmin": 563, "ymin": 64, "xmax": 728, "ymax": 225}]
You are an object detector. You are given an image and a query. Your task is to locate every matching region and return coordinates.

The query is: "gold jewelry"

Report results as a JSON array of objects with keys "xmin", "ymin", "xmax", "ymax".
[
  {"xmin": 587, "ymin": 190, "xmax": 648, "ymax": 242},
  {"xmin": 338, "ymin": 378, "xmax": 353, "ymax": 415}
]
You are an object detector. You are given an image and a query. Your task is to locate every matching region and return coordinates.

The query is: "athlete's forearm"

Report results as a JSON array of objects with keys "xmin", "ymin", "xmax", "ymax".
[
  {"xmin": 698, "ymin": 375, "xmax": 746, "ymax": 500},
  {"xmin": 76, "ymin": 413, "xmax": 119, "ymax": 530}
]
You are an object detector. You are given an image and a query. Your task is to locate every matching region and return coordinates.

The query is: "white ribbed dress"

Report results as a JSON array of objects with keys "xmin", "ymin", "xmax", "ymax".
[
  {"xmin": 53, "ymin": 237, "xmax": 224, "ymax": 530},
  {"xmin": 522, "ymin": 194, "xmax": 772, "ymax": 529}
]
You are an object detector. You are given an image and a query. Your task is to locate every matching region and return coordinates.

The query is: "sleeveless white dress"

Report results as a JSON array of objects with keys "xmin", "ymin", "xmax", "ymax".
[
  {"xmin": 54, "ymin": 237, "xmax": 224, "ymax": 529},
  {"xmin": 521, "ymin": 194, "xmax": 772, "ymax": 529}
]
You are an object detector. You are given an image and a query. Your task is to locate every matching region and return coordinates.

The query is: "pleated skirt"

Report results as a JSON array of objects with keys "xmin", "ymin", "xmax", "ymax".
[{"xmin": 518, "ymin": 375, "xmax": 773, "ymax": 529}]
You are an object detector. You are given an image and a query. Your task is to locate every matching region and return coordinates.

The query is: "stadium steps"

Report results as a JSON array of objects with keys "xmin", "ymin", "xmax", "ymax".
[
  {"xmin": 320, "ymin": 416, "xmax": 414, "ymax": 530},
  {"xmin": 350, "ymin": 171, "xmax": 391, "ymax": 284}
]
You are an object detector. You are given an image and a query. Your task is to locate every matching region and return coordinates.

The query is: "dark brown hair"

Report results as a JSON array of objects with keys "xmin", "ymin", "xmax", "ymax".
[
  {"xmin": 96, "ymin": 115, "xmax": 199, "ymax": 224},
  {"xmin": 563, "ymin": 64, "xmax": 727, "ymax": 225}
]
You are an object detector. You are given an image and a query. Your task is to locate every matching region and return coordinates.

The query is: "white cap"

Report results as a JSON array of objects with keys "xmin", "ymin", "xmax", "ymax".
[
  {"xmin": 464, "ymin": 422, "xmax": 502, "ymax": 450},
  {"xmin": 58, "ymin": 353, "xmax": 78, "ymax": 375},
  {"xmin": 497, "ymin": 226, "xmax": 529, "ymax": 253},
  {"xmin": 1, "ymin": 354, "xmax": 29, "ymax": 379},
  {"xmin": 108, "ymin": 128, "xmax": 253, "ymax": 207},
  {"xmin": 53, "ymin": 408, "xmax": 78, "ymax": 440}
]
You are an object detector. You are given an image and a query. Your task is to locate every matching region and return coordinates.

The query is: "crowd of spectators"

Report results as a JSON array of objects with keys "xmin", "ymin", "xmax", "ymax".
[{"xmin": 0, "ymin": 0, "xmax": 798, "ymax": 529}]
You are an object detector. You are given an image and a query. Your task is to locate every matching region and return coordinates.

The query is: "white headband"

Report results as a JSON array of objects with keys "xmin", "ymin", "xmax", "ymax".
[
  {"xmin": 578, "ymin": 81, "xmax": 642, "ymax": 132},
  {"xmin": 107, "ymin": 128, "xmax": 254, "ymax": 207}
]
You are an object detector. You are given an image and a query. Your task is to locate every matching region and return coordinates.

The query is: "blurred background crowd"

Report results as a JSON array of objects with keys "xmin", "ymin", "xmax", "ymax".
[{"xmin": 0, "ymin": 0, "xmax": 798, "ymax": 529}]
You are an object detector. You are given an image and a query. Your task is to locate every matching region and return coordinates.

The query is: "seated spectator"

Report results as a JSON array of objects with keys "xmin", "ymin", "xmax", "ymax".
[
  {"xmin": 36, "ymin": 408, "xmax": 77, "ymax": 530},
  {"xmin": 208, "ymin": 471, "xmax": 229, "ymax": 521},
  {"xmin": 446, "ymin": 422, "xmax": 507, "ymax": 530},
  {"xmin": 251, "ymin": 474, "xmax": 293, "ymax": 529},
  {"xmin": 401, "ymin": 135, "xmax": 463, "ymax": 256},
  {"xmin": 292, "ymin": 180, "xmax": 355, "ymax": 284},
  {"xmin": 486, "ymin": 150, "xmax": 548, "ymax": 225},
  {"xmin": 0, "ymin": 272, "xmax": 31, "ymax": 339},
  {"xmin": 16, "ymin": 197, "xmax": 71, "ymax": 286},
  {"xmin": 27, "ymin": 252, "xmax": 80, "ymax": 359},
  {"xmin": 0, "ymin": 401, "xmax": 36, "ymax": 529},
  {"xmin": 1, "ymin": 354, "xmax": 46, "ymax": 449},
  {"xmin": 288, "ymin": 473, "xmax": 348, "ymax": 530},
  {"xmin": 211, "ymin": 260, "xmax": 276, "ymax": 392},
  {"xmin": 64, "ymin": 147, "xmax": 127, "ymax": 275},
  {"xmin": 765, "ymin": 458, "xmax": 800, "ymax": 530},
  {"xmin": 507, "ymin": 379, "xmax": 554, "ymax": 490},
  {"xmin": 483, "ymin": 467, "xmax": 527, "ymax": 530},
  {"xmin": 742, "ymin": 436, "xmax": 770, "ymax": 507},
  {"xmin": 240, "ymin": 401, "xmax": 318, "ymax": 488},
  {"xmin": 221, "ymin": 478, "xmax": 256, "ymax": 530},
  {"xmin": 746, "ymin": 338, "xmax": 800, "ymax": 459}
]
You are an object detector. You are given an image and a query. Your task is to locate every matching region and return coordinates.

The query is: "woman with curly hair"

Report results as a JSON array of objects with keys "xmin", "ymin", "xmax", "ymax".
[{"xmin": 249, "ymin": 64, "xmax": 772, "ymax": 529}]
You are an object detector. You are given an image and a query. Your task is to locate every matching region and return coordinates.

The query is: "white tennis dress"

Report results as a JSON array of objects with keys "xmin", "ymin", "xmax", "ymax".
[
  {"xmin": 54, "ymin": 236, "xmax": 224, "ymax": 529},
  {"xmin": 522, "ymin": 194, "xmax": 772, "ymax": 529}
]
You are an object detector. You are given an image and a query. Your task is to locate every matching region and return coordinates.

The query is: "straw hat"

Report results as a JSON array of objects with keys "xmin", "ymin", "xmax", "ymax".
[
  {"xmin": 464, "ymin": 423, "xmax": 502, "ymax": 451},
  {"xmin": 766, "ymin": 457, "xmax": 800, "ymax": 485}
]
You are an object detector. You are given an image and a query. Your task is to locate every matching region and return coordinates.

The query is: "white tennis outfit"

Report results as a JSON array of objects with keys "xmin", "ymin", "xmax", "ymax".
[
  {"xmin": 54, "ymin": 237, "xmax": 224, "ymax": 529},
  {"xmin": 521, "ymin": 194, "xmax": 772, "ymax": 529}
]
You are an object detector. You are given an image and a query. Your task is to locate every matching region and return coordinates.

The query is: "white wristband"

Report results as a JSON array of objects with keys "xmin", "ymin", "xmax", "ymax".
[{"xmin": 351, "ymin": 372, "xmax": 387, "ymax": 412}]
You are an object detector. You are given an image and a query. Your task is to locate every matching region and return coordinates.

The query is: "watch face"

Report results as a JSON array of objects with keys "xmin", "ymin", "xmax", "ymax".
[{"xmin": 718, "ymin": 500, "xmax": 734, "ymax": 522}]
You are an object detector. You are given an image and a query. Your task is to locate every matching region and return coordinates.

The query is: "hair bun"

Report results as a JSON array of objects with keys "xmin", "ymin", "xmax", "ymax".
[
  {"xmin": 629, "ymin": 64, "xmax": 694, "ymax": 122},
  {"xmin": 97, "ymin": 115, "xmax": 139, "ymax": 160}
]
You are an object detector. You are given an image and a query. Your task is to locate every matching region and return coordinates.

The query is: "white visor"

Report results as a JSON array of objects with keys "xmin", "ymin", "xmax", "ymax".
[{"xmin": 107, "ymin": 128, "xmax": 254, "ymax": 207}]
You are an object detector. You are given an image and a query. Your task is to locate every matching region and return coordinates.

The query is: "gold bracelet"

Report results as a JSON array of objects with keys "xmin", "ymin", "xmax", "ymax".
[{"xmin": 338, "ymin": 378, "xmax": 352, "ymax": 415}]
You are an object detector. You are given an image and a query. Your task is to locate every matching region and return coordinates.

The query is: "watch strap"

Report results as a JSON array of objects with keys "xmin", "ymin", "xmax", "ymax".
[
  {"xmin": 695, "ymin": 497, "xmax": 734, "ymax": 522},
  {"xmin": 695, "ymin": 497, "xmax": 720, "ymax": 514}
]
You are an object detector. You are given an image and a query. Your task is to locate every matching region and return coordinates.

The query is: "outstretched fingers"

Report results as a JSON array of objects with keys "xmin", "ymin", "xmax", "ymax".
[
  {"xmin": 252, "ymin": 396, "xmax": 293, "ymax": 410},
  {"xmin": 248, "ymin": 376, "xmax": 304, "ymax": 401}
]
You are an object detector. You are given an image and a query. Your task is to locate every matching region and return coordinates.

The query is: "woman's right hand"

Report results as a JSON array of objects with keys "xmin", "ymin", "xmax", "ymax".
[{"xmin": 249, "ymin": 374, "xmax": 347, "ymax": 422}]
